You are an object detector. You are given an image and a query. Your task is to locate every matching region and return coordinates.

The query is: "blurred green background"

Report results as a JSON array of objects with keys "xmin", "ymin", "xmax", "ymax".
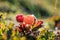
[{"xmin": 0, "ymin": 0, "xmax": 60, "ymax": 18}]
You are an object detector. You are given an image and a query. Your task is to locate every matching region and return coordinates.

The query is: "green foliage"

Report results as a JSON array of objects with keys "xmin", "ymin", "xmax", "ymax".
[
  {"xmin": 19, "ymin": 0, "xmax": 52, "ymax": 18},
  {"xmin": 37, "ymin": 30, "xmax": 55, "ymax": 40},
  {"xmin": 0, "ymin": 0, "xmax": 52, "ymax": 18},
  {"xmin": 0, "ymin": 7, "xmax": 16, "ymax": 13},
  {"xmin": 0, "ymin": 0, "xmax": 15, "ymax": 4}
]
